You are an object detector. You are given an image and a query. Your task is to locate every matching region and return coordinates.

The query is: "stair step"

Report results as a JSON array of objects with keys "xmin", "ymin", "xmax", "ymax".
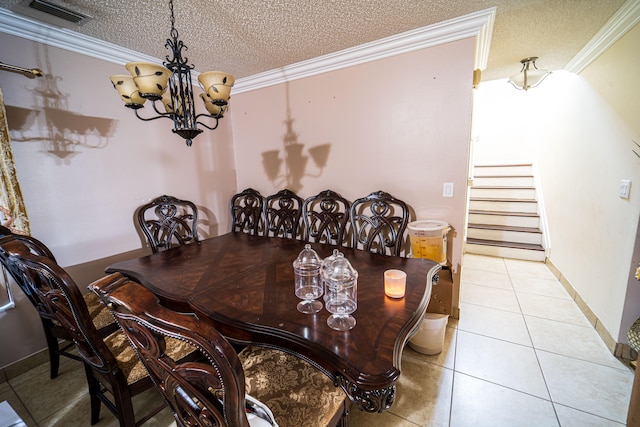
[
  {"xmin": 469, "ymin": 198, "xmax": 538, "ymax": 213},
  {"xmin": 470, "ymin": 186, "xmax": 536, "ymax": 199},
  {"xmin": 474, "ymin": 164, "xmax": 533, "ymax": 176},
  {"xmin": 472, "ymin": 176, "xmax": 535, "ymax": 187},
  {"xmin": 465, "ymin": 238, "xmax": 544, "ymax": 251},
  {"xmin": 467, "ymin": 226, "xmax": 543, "ymax": 245},
  {"xmin": 468, "ymin": 210, "xmax": 539, "ymax": 217},
  {"xmin": 468, "ymin": 223, "xmax": 541, "ymax": 233},
  {"xmin": 465, "ymin": 242, "xmax": 546, "ymax": 262},
  {"xmin": 468, "ymin": 212, "xmax": 540, "ymax": 228}
]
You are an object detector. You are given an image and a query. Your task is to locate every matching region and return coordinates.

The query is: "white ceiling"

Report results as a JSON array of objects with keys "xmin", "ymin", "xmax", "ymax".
[{"xmin": 0, "ymin": 0, "xmax": 629, "ymax": 82}]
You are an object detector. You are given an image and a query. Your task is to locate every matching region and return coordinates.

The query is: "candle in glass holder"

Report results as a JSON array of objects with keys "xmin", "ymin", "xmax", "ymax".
[{"xmin": 384, "ymin": 269, "xmax": 406, "ymax": 298}]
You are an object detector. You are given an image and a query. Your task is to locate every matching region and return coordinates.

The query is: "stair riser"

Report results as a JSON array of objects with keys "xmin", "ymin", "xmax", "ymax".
[
  {"xmin": 468, "ymin": 213, "xmax": 540, "ymax": 228},
  {"xmin": 474, "ymin": 165, "xmax": 533, "ymax": 176},
  {"xmin": 467, "ymin": 228, "xmax": 543, "ymax": 245},
  {"xmin": 469, "ymin": 200, "xmax": 538, "ymax": 213},
  {"xmin": 472, "ymin": 176, "xmax": 535, "ymax": 187},
  {"xmin": 470, "ymin": 188, "xmax": 536, "ymax": 199},
  {"xmin": 464, "ymin": 243, "xmax": 546, "ymax": 261}
]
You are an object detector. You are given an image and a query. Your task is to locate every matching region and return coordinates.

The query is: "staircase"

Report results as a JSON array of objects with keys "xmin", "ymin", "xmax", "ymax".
[{"xmin": 466, "ymin": 164, "xmax": 546, "ymax": 261}]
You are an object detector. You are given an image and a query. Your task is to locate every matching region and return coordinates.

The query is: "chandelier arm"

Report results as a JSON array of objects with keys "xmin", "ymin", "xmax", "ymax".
[
  {"xmin": 151, "ymin": 100, "xmax": 173, "ymax": 117},
  {"xmin": 134, "ymin": 107, "xmax": 173, "ymax": 122},
  {"xmin": 195, "ymin": 116, "xmax": 220, "ymax": 131}
]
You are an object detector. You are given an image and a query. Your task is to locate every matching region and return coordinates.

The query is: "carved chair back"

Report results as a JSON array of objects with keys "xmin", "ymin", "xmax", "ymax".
[
  {"xmin": 0, "ymin": 231, "xmax": 56, "ymax": 307},
  {"xmin": 302, "ymin": 189, "xmax": 351, "ymax": 246},
  {"xmin": 263, "ymin": 189, "xmax": 304, "ymax": 240},
  {"xmin": 0, "ymin": 234, "xmax": 84, "ymax": 379},
  {"xmin": 90, "ymin": 276, "xmax": 277, "ymax": 427},
  {"xmin": 136, "ymin": 195, "xmax": 199, "ymax": 253},
  {"xmin": 349, "ymin": 191, "xmax": 410, "ymax": 256},
  {"xmin": 230, "ymin": 188, "xmax": 264, "ymax": 235},
  {"xmin": 1, "ymin": 242, "xmax": 161, "ymax": 426}
]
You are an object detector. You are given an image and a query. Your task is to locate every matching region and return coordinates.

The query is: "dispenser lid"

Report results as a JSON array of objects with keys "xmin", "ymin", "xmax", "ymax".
[
  {"xmin": 324, "ymin": 252, "xmax": 358, "ymax": 283},
  {"xmin": 293, "ymin": 244, "xmax": 322, "ymax": 268}
]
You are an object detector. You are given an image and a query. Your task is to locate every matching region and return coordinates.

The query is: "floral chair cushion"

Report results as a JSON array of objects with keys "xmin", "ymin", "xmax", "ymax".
[{"xmin": 239, "ymin": 345, "xmax": 347, "ymax": 427}]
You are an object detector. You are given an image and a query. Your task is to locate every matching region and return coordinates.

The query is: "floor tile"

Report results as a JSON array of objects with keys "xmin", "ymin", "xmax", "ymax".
[
  {"xmin": 517, "ymin": 292, "xmax": 592, "ymax": 327},
  {"xmin": 387, "ymin": 356, "xmax": 454, "ymax": 427},
  {"xmin": 554, "ymin": 403, "xmax": 625, "ymax": 426},
  {"xmin": 38, "ymin": 386, "xmax": 176, "ymax": 427},
  {"xmin": 9, "ymin": 360, "xmax": 87, "ymax": 423},
  {"xmin": 460, "ymin": 283, "xmax": 521, "ymax": 313},
  {"xmin": 537, "ymin": 350, "xmax": 633, "ymax": 423},
  {"xmin": 460, "ymin": 268, "xmax": 512, "ymax": 289},
  {"xmin": 525, "ymin": 315, "xmax": 627, "ymax": 369},
  {"xmin": 461, "ymin": 254, "xmax": 508, "ymax": 274},
  {"xmin": 511, "ymin": 276, "xmax": 572, "ymax": 300},
  {"xmin": 455, "ymin": 330, "xmax": 549, "ymax": 399},
  {"xmin": 504, "ymin": 259, "xmax": 558, "ymax": 280},
  {"xmin": 350, "ymin": 409, "xmax": 420, "ymax": 426},
  {"xmin": 0, "ymin": 382, "xmax": 35, "ymax": 427},
  {"xmin": 458, "ymin": 302, "xmax": 531, "ymax": 346},
  {"xmin": 450, "ymin": 373, "xmax": 559, "ymax": 427}
]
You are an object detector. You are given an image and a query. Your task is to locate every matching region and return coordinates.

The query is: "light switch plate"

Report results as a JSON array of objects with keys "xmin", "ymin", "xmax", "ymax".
[
  {"xmin": 620, "ymin": 180, "xmax": 631, "ymax": 199},
  {"xmin": 443, "ymin": 182, "xmax": 454, "ymax": 198}
]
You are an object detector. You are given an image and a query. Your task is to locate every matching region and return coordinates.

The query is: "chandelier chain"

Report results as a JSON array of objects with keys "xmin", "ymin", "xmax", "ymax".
[{"xmin": 169, "ymin": 0, "xmax": 176, "ymax": 36}]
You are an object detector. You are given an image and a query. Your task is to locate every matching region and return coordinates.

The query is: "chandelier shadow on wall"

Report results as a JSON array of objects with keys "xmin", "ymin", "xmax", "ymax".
[{"xmin": 110, "ymin": 0, "xmax": 234, "ymax": 147}]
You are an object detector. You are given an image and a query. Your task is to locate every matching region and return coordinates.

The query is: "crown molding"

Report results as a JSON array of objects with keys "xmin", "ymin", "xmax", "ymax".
[
  {"xmin": 0, "ymin": 8, "xmax": 161, "ymax": 65},
  {"xmin": 565, "ymin": 0, "xmax": 640, "ymax": 74},
  {"xmin": 0, "ymin": 6, "xmax": 495, "ymax": 94},
  {"xmin": 234, "ymin": 8, "xmax": 495, "ymax": 93}
]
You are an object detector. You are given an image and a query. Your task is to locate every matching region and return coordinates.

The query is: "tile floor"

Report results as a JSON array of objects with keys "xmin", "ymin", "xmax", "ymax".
[{"xmin": 0, "ymin": 254, "xmax": 636, "ymax": 426}]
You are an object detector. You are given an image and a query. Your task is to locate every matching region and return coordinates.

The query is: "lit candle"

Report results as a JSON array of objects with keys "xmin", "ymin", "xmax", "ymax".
[{"xmin": 384, "ymin": 269, "xmax": 407, "ymax": 298}]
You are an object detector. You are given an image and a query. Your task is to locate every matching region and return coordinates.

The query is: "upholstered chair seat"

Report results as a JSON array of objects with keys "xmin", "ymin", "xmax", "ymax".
[
  {"xmin": 102, "ymin": 329, "xmax": 195, "ymax": 386},
  {"xmin": 239, "ymin": 345, "xmax": 348, "ymax": 427},
  {"xmin": 84, "ymin": 291, "xmax": 117, "ymax": 330}
]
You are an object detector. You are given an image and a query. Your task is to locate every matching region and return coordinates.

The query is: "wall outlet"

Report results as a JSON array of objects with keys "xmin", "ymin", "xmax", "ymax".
[
  {"xmin": 620, "ymin": 180, "xmax": 631, "ymax": 199},
  {"xmin": 443, "ymin": 182, "xmax": 454, "ymax": 197}
]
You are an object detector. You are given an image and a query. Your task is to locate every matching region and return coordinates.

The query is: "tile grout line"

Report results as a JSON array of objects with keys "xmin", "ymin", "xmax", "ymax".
[{"xmin": 506, "ymin": 262, "xmax": 562, "ymax": 426}]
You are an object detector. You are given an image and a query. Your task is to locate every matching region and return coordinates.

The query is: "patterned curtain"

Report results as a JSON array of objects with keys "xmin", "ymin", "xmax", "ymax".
[{"xmin": 0, "ymin": 86, "xmax": 31, "ymax": 235}]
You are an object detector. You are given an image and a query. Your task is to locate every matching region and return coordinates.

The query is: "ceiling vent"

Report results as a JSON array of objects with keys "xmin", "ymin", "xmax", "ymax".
[{"xmin": 12, "ymin": 0, "xmax": 93, "ymax": 27}]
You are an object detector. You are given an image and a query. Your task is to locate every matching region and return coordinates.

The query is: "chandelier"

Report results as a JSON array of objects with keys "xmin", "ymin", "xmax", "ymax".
[
  {"xmin": 109, "ymin": 0, "xmax": 234, "ymax": 147},
  {"xmin": 508, "ymin": 57, "xmax": 551, "ymax": 91}
]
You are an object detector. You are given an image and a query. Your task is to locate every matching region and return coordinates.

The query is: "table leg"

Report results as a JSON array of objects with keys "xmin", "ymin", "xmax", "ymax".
[{"xmin": 335, "ymin": 375, "xmax": 396, "ymax": 413}]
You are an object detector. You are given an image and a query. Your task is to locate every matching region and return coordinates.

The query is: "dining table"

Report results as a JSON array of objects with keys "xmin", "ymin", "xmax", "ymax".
[{"xmin": 106, "ymin": 232, "xmax": 440, "ymax": 413}]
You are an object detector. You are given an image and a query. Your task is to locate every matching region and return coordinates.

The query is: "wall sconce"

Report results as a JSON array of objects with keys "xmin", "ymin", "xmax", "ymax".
[{"xmin": 508, "ymin": 57, "xmax": 551, "ymax": 91}]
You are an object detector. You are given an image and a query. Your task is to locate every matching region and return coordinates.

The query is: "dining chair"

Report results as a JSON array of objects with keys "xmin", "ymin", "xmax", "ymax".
[
  {"xmin": 302, "ymin": 189, "xmax": 351, "ymax": 246},
  {"xmin": 1, "ymin": 241, "xmax": 194, "ymax": 427},
  {"xmin": 136, "ymin": 194, "xmax": 199, "ymax": 253},
  {"xmin": 230, "ymin": 188, "xmax": 265, "ymax": 235},
  {"xmin": 263, "ymin": 189, "xmax": 305, "ymax": 240},
  {"xmin": 90, "ymin": 274, "xmax": 350, "ymax": 427},
  {"xmin": 349, "ymin": 190, "xmax": 410, "ymax": 256},
  {"xmin": 0, "ymin": 233, "xmax": 117, "ymax": 379}
]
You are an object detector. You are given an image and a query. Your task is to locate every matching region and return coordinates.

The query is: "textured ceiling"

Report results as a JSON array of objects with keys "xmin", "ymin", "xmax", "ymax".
[{"xmin": 0, "ymin": 0, "xmax": 627, "ymax": 82}]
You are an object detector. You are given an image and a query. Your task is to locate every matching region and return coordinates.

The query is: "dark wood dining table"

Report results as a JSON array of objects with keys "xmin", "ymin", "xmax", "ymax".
[{"xmin": 106, "ymin": 232, "xmax": 440, "ymax": 413}]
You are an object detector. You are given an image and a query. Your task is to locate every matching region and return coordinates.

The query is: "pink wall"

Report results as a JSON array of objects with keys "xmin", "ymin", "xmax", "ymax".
[
  {"xmin": 0, "ymin": 31, "xmax": 475, "ymax": 367},
  {"xmin": 231, "ymin": 37, "xmax": 474, "ymax": 280},
  {"xmin": 0, "ymin": 32, "xmax": 239, "ymax": 367}
]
